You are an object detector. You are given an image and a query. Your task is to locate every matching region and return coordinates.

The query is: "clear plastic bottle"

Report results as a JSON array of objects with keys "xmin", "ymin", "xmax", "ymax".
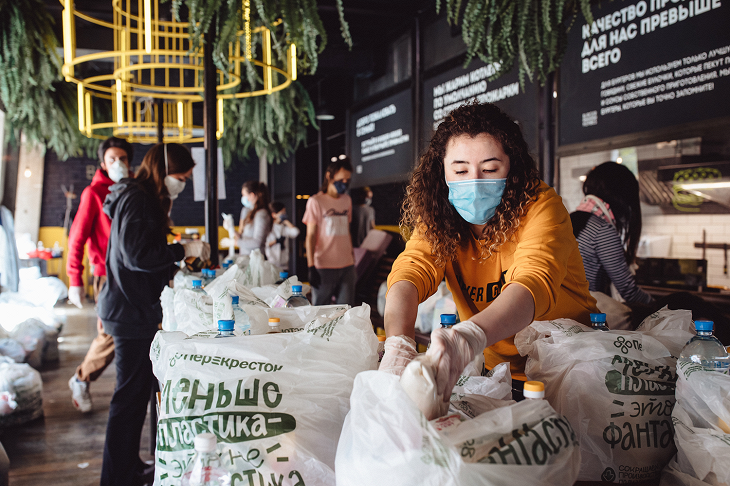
[
  {"xmin": 590, "ymin": 313, "xmax": 610, "ymax": 331},
  {"xmin": 523, "ymin": 381, "xmax": 545, "ymax": 400},
  {"xmin": 231, "ymin": 296, "xmax": 251, "ymax": 335},
  {"xmin": 440, "ymin": 314, "xmax": 457, "ymax": 329},
  {"xmin": 679, "ymin": 320, "xmax": 730, "ymax": 372},
  {"xmin": 377, "ymin": 334, "xmax": 386, "ymax": 363},
  {"xmin": 276, "ymin": 271, "xmax": 289, "ymax": 284},
  {"xmin": 181, "ymin": 433, "xmax": 229, "ymax": 486},
  {"xmin": 286, "ymin": 285, "xmax": 310, "ymax": 307},
  {"xmin": 215, "ymin": 320, "xmax": 235, "ymax": 338},
  {"xmin": 191, "ymin": 279, "xmax": 207, "ymax": 296},
  {"xmin": 267, "ymin": 317, "xmax": 281, "ymax": 334}
]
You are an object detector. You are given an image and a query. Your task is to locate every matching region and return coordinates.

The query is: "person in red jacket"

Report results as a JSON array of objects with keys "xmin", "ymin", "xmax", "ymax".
[{"xmin": 67, "ymin": 137, "xmax": 133, "ymax": 413}]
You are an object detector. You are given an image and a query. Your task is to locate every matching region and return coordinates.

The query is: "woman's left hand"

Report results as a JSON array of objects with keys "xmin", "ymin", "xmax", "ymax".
[{"xmin": 426, "ymin": 321, "xmax": 487, "ymax": 402}]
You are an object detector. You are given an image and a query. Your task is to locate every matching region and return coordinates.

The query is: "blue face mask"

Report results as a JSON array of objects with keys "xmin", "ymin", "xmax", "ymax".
[
  {"xmin": 447, "ymin": 179, "xmax": 507, "ymax": 225},
  {"xmin": 241, "ymin": 196, "xmax": 254, "ymax": 209},
  {"xmin": 333, "ymin": 180, "xmax": 349, "ymax": 195}
]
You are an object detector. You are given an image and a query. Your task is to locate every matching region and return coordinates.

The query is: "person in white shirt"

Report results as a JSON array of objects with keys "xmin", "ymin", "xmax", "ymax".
[
  {"xmin": 265, "ymin": 201, "xmax": 300, "ymax": 271},
  {"xmin": 235, "ymin": 181, "xmax": 272, "ymax": 256}
]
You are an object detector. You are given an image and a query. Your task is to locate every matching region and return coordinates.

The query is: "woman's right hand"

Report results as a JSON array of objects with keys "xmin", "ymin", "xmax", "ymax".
[{"xmin": 183, "ymin": 240, "xmax": 211, "ymax": 260}]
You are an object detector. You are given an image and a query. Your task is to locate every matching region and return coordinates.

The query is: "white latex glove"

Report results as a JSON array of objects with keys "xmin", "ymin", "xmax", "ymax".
[
  {"xmin": 68, "ymin": 286, "xmax": 84, "ymax": 309},
  {"xmin": 183, "ymin": 240, "xmax": 211, "ymax": 260},
  {"xmin": 379, "ymin": 335, "xmax": 418, "ymax": 376},
  {"xmin": 220, "ymin": 237, "xmax": 235, "ymax": 249},
  {"xmin": 426, "ymin": 320, "xmax": 487, "ymax": 403},
  {"xmin": 400, "ymin": 355, "xmax": 448, "ymax": 420}
]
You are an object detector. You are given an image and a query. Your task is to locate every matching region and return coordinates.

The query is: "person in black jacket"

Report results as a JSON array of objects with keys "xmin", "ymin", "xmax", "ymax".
[{"xmin": 97, "ymin": 143, "xmax": 208, "ymax": 486}]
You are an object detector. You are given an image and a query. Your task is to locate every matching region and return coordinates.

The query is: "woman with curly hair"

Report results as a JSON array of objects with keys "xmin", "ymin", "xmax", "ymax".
[{"xmin": 382, "ymin": 102, "xmax": 597, "ymax": 400}]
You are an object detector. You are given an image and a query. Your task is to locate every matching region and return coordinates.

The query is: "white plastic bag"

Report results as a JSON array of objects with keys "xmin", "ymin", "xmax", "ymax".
[
  {"xmin": 0, "ymin": 357, "xmax": 43, "ymax": 427},
  {"xmin": 335, "ymin": 364, "xmax": 580, "ymax": 486},
  {"xmin": 239, "ymin": 304, "xmax": 348, "ymax": 335},
  {"xmin": 514, "ymin": 307, "xmax": 694, "ymax": 483},
  {"xmin": 160, "ymin": 286, "xmax": 177, "ymax": 332},
  {"xmin": 415, "ymin": 281, "xmax": 456, "ymax": 334},
  {"xmin": 172, "ymin": 288, "xmax": 214, "ymax": 335},
  {"xmin": 150, "ymin": 304, "xmax": 377, "ymax": 486},
  {"xmin": 0, "ymin": 339, "xmax": 25, "ymax": 363},
  {"xmin": 10, "ymin": 318, "xmax": 50, "ymax": 369},
  {"xmin": 669, "ymin": 360, "xmax": 730, "ymax": 485},
  {"xmin": 237, "ymin": 250, "xmax": 279, "ymax": 287}
]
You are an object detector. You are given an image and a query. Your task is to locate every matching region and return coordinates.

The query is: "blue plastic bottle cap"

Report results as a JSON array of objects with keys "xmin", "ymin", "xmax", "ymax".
[
  {"xmin": 292, "ymin": 285, "xmax": 302, "ymax": 293},
  {"xmin": 440, "ymin": 314, "xmax": 457, "ymax": 325},
  {"xmin": 218, "ymin": 320, "xmax": 235, "ymax": 331},
  {"xmin": 231, "ymin": 295, "xmax": 239, "ymax": 305},
  {"xmin": 192, "ymin": 279, "xmax": 202, "ymax": 287},
  {"xmin": 280, "ymin": 272, "xmax": 288, "ymax": 278},
  {"xmin": 590, "ymin": 313, "xmax": 607, "ymax": 323},
  {"xmin": 694, "ymin": 320, "xmax": 714, "ymax": 331}
]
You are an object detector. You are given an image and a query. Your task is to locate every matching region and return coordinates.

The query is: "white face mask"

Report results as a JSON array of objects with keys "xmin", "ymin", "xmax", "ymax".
[
  {"xmin": 165, "ymin": 176, "xmax": 186, "ymax": 200},
  {"xmin": 106, "ymin": 160, "xmax": 129, "ymax": 183},
  {"xmin": 163, "ymin": 143, "xmax": 186, "ymax": 200}
]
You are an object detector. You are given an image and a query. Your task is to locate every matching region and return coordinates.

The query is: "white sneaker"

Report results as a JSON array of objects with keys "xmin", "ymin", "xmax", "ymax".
[{"xmin": 69, "ymin": 376, "xmax": 92, "ymax": 413}]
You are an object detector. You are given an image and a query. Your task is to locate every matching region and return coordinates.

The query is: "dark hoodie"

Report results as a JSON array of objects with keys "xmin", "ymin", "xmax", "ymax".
[{"xmin": 97, "ymin": 179, "xmax": 185, "ymax": 339}]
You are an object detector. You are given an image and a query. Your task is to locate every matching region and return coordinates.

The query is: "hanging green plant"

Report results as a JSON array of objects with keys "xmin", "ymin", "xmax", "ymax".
[
  {"xmin": 169, "ymin": 0, "xmax": 351, "ymax": 165},
  {"xmin": 0, "ymin": 0, "xmax": 97, "ymax": 159},
  {"xmin": 219, "ymin": 81, "xmax": 317, "ymax": 166},
  {"xmin": 437, "ymin": 0, "xmax": 594, "ymax": 88}
]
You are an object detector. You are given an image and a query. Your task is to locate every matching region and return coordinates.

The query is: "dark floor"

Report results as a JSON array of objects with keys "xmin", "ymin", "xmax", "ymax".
[{"xmin": 1, "ymin": 303, "xmax": 154, "ymax": 486}]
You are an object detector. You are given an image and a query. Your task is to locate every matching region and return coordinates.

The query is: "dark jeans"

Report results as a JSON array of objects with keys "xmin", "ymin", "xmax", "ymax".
[
  {"xmin": 101, "ymin": 336, "xmax": 155, "ymax": 486},
  {"xmin": 311, "ymin": 265, "xmax": 356, "ymax": 306}
]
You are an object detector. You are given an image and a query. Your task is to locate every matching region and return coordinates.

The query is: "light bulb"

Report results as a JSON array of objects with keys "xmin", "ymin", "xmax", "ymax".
[{"xmin": 24, "ymin": 167, "xmax": 32, "ymax": 178}]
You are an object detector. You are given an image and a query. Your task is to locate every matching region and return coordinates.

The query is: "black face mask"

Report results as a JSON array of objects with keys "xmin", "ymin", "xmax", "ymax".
[{"xmin": 333, "ymin": 180, "xmax": 349, "ymax": 194}]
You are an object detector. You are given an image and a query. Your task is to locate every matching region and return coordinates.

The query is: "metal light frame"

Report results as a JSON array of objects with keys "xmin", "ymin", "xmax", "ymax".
[{"xmin": 60, "ymin": 0, "xmax": 298, "ymax": 143}]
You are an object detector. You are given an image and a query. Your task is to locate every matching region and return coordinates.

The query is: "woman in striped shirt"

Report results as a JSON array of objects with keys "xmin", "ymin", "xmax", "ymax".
[{"xmin": 570, "ymin": 162, "xmax": 653, "ymax": 305}]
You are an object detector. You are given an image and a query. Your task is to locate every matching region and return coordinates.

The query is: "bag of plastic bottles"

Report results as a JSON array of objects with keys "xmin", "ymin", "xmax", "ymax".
[
  {"xmin": 171, "ymin": 288, "xmax": 215, "ymax": 335},
  {"xmin": 150, "ymin": 304, "xmax": 378, "ymax": 486},
  {"xmin": 336, "ymin": 362, "xmax": 580, "ymax": 486},
  {"xmin": 514, "ymin": 307, "xmax": 695, "ymax": 483},
  {"xmin": 666, "ymin": 360, "xmax": 730, "ymax": 485}
]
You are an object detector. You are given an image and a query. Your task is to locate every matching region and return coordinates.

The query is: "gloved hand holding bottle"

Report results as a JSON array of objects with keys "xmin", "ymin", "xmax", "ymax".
[{"xmin": 425, "ymin": 321, "xmax": 487, "ymax": 402}]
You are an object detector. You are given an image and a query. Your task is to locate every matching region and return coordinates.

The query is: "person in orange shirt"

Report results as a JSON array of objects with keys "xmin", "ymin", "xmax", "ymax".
[{"xmin": 382, "ymin": 102, "xmax": 597, "ymax": 401}]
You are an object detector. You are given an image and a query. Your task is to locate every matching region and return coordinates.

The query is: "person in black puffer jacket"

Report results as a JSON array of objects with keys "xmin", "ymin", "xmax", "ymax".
[{"xmin": 97, "ymin": 143, "xmax": 208, "ymax": 486}]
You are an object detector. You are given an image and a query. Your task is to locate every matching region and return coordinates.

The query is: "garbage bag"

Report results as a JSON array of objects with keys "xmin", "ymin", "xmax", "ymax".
[
  {"xmin": 514, "ymin": 307, "xmax": 694, "ymax": 483},
  {"xmin": 668, "ymin": 360, "xmax": 730, "ymax": 485},
  {"xmin": 0, "ymin": 357, "xmax": 43, "ymax": 427},
  {"xmin": 335, "ymin": 364, "xmax": 580, "ymax": 486},
  {"xmin": 0, "ymin": 339, "xmax": 25, "ymax": 363},
  {"xmin": 10, "ymin": 318, "xmax": 50, "ymax": 369},
  {"xmin": 150, "ymin": 304, "xmax": 377, "ymax": 486}
]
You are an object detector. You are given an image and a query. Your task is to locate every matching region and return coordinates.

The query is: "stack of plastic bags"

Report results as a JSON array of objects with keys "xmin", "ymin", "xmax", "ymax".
[{"xmin": 0, "ymin": 292, "xmax": 62, "ymax": 368}]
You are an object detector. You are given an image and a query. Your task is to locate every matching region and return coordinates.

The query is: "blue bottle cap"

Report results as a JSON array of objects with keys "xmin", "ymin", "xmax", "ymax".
[
  {"xmin": 192, "ymin": 279, "xmax": 202, "ymax": 287},
  {"xmin": 231, "ymin": 295, "xmax": 239, "ymax": 305},
  {"xmin": 218, "ymin": 320, "xmax": 235, "ymax": 332},
  {"xmin": 279, "ymin": 271, "xmax": 288, "ymax": 278},
  {"xmin": 590, "ymin": 313, "xmax": 606, "ymax": 323},
  {"xmin": 440, "ymin": 314, "xmax": 457, "ymax": 325},
  {"xmin": 292, "ymin": 285, "xmax": 302, "ymax": 293},
  {"xmin": 694, "ymin": 320, "xmax": 714, "ymax": 331},
  {"xmin": 222, "ymin": 261, "xmax": 231, "ymax": 268}
]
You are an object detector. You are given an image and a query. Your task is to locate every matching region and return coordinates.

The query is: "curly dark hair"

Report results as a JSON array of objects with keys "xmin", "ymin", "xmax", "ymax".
[{"xmin": 401, "ymin": 102, "xmax": 541, "ymax": 266}]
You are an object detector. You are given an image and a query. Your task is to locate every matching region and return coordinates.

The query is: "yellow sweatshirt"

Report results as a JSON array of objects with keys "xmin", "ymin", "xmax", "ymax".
[{"xmin": 388, "ymin": 182, "xmax": 598, "ymax": 380}]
